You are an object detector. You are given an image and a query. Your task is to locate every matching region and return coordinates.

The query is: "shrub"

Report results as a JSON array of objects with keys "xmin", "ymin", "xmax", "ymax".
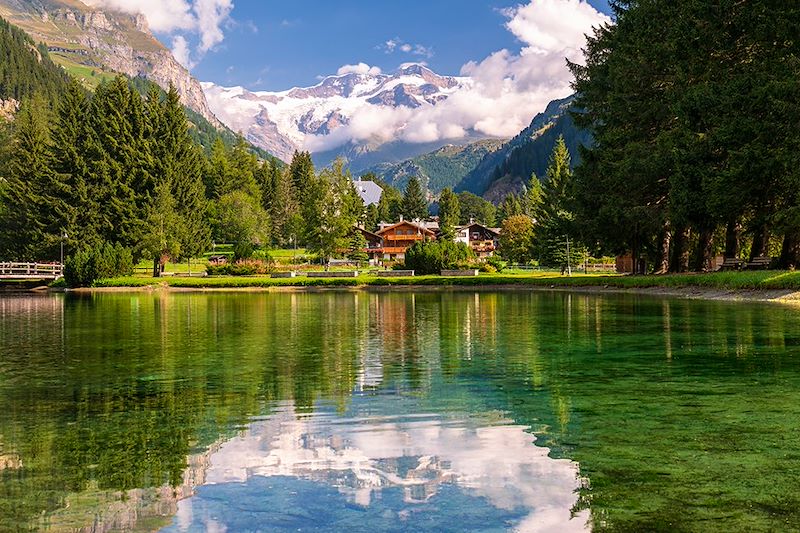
[
  {"xmin": 403, "ymin": 240, "xmax": 474, "ymax": 275},
  {"xmin": 486, "ymin": 256, "xmax": 507, "ymax": 272},
  {"xmin": 233, "ymin": 241, "xmax": 254, "ymax": 261},
  {"xmin": 206, "ymin": 259, "xmax": 272, "ymax": 276},
  {"xmin": 64, "ymin": 242, "xmax": 134, "ymax": 287}
]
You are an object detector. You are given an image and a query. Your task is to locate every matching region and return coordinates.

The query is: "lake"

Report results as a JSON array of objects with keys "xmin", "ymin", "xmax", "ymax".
[{"xmin": 1, "ymin": 290, "xmax": 800, "ymax": 532}]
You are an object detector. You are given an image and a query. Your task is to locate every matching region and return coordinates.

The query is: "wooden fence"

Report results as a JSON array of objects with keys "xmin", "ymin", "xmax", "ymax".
[{"xmin": 0, "ymin": 262, "xmax": 63, "ymax": 280}]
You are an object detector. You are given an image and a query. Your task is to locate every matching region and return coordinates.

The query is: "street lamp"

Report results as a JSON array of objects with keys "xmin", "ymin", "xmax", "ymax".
[
  {"xmin": 60, "ymin": 231, "xmax": 67, "ymax": 266},
  {"xmin": 60, "ymin": 231, "xmax": 67, "ymax": 278}
]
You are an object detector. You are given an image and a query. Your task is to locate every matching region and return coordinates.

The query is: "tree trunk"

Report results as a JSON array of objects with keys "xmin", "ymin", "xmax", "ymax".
[
  {"xmin": 779, "ymin": 232, "xmax": 800, "ymax": 270},
  {"xmin": 670, "ymin": 226, "xmax": 690, "ymax": 273},
  {"xmin": 750, "ymin": 224, "xmax": 769, "ymax": 262},
  {"xmin": 724, "ymin": 219, "xmax": 740, "ymax": 259},
  {"xmin": 693, "ymin": 228, "xmax": 714, "ymax": 272},
  {"xmin": 655, "ymin": 225, "xmax": 671, "ymax": 274},
  {"xmin": 152, "ymin": 256, "xmax": 161, "ymax": 278}
]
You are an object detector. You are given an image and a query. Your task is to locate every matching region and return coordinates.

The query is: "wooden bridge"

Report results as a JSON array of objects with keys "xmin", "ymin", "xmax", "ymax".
[{"xmin": 0, "ymin": 262, "xmax": 63, "ymax": 280}]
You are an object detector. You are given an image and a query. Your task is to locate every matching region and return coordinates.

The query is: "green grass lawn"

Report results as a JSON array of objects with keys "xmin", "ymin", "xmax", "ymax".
[{"xmin": 90, "ymin": 270, "xmax": 800, "ymax": 291}]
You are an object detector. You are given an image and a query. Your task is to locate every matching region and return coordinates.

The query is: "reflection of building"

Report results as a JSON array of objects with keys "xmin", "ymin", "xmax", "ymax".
[{"xmin": 456, "ymin": 222, "xmax": 501, "ymax": 258}]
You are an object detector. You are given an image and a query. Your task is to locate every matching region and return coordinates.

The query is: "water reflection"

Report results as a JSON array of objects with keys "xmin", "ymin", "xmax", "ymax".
[
  {"xmin": 1, "ymin": 291, "xmax": 800, "ymax": 531},
  {"xmin": 165, "ymin": 402, "xmax": 587, "ymax": 532}
]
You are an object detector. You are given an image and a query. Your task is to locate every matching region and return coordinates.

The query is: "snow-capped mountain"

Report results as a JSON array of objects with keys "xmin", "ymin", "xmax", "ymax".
[{"xmin": 202, "ymin": 64, "xmax": 474, "ymax": 164}]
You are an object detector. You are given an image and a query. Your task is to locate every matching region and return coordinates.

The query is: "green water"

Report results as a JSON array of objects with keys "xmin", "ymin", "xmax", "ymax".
[{"xmin": 1, "ymin": 291, "xmax": 800, "ymax": 532}]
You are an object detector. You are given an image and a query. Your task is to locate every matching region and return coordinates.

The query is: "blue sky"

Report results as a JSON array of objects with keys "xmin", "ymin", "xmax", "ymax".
[{"xmin": 185, "ymin": 0, "xmax": 612, "ymax": 90}]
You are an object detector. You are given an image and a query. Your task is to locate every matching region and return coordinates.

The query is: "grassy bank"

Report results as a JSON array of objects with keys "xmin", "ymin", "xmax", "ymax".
[{"xmin": 87, "ymin": 270, "xmax": 800, "ymax": 291}]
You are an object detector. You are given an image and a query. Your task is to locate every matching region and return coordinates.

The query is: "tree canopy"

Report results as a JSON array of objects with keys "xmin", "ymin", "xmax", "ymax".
[{"xmin": 571, "ymin": 0, "xmax": 800, "ymax": 271}]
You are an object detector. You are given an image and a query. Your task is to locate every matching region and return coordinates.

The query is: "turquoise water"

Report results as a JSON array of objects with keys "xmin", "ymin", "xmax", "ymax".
[{"xmin": 1, "ymin": 291, "xmax": 800, "ymax": 531}]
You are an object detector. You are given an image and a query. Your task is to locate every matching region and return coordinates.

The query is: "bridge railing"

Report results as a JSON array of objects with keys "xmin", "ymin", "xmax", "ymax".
[{"xmin": 0, "ymin": 262, "xmax": 63, "ymax": 279}]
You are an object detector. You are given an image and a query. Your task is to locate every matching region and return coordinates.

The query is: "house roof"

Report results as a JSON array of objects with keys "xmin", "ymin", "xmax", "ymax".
[
  {"xmin": 353, "ymin": 226, "xmax": 381, "ymax": 240},
  {"xmin": 376, "ymin": 220, "xmax": 436, "ymax": 236},
  {"xmin": 457, "ymin": 222, "xmax": 501, "ymax": 236},
  {"xmin": 352, "ymin": 179, "xmax": 383, "ymax": 206}
]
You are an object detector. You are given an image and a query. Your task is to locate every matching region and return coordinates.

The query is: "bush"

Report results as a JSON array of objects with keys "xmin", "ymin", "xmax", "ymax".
[
  {"xmin": 486, "ymin": 256, "xmax": 507, "ymax": 272},
  {"xmin": 206, "ymin": 259, "xmax": 272, "ymax": 276},
  {"xmin": 64, "ymin": 242, "xmax": 134, "ymax": 287},
  {"xmin": 233, "ymin": 241, "xmax": 254, "ymax": 261},
  {"xmin": 403, "ymin": 240, "xmax": 474, "ymax": 275}
]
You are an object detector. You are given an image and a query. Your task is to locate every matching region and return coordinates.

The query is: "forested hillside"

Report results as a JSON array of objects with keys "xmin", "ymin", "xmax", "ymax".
[
  {"xmin": 364, "ymin": 139, "xmax": 505, "ymax": 194},
  {"xmin": 0, "ymin": 15, "xmax": 71, "ymax": 103},
  {"xmin": 455, "ymin": 96, "xmax": 590, "ymax": 201}
]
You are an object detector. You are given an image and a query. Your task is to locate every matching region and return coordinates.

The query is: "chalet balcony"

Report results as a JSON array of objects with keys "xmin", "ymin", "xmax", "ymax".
[{"xmin": 470, "ymin": 241, "xmax": 497, "ymax": 252}]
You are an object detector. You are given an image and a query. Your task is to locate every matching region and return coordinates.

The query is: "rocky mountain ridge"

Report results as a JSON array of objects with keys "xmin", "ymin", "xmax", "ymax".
[
  {"xmin": 202, "ymin": 63, "xmax": 473, "ymax": 163},
  {"xmin": 0, "ymin": 0, "xmax": 220, "ymax": 126}
]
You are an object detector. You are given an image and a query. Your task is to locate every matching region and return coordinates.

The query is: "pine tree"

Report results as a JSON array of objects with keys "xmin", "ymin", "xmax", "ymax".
[
  {"xmin": 0, "ymin": 95, "xmax": 59, "ymax": 259},
  {"xmin": 438, "ymin": 188, "xmax": 461, "ymax": 238},
  {"xmin": 497, "ymin": 194, "xmax": 523, "ymax": 225},
  {"xmin": 86, "ymin": 77, "xmax": 149, "ymax": 249},
  {"xmin": 524, "ymin": 175, "xmax": 544, "ymax": 218},
  {"xmin": 289, "ymin": 150, "xmax": 315, "ymax": 202},
  {"xmin": 364, "ymin": 203, "xmax": 379, "ymax": 232},
  {"xmin": 377, "ymin": 181, "xmax": 403, "ymax": 223},
  {"xmin": 535, "ymin": 136, "xmax": 585, "ymax": 267},
  {"xmin": 152, "ymin": 85, "xmax": 210, "ymax": 262},
  {"xmin": 229, "ymin": 135, "xmax": 260, "ymax": 198},
  {"xmin": 205, "ymin": 138, "xmax": 235, "ymax": 199},
  {"xmin": 269, "ymin": 167, "xmax": 299, "ymax": 247},
  {"xmin": 347, "ymin": 231, "xmax": 369, "ymax": 262},
  {"xmin": 51, "ymin": 79, "xmax": 100, "ymax": 249},
  {"xmin": 402, "ymin": 176, "xmax": 428, "ymax": 220}
]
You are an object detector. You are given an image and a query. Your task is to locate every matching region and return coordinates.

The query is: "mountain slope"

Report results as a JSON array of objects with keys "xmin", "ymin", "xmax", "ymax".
[
  {"xmin": 455, "ymin": 95, "xmax": 591, "ymax": 201},
  {"xmin": 363, "ymin": 138, "xmax": 506, "ymax": 194},
  {"xmin": 0, "ymin": 0, "xmax": 219, "ymax": 125},
  {"xmin": 0, "ymin": 14, "xmax": 70, "ymax": 107},
  {"xmin": 202, "ymin": 64, "xmax": 478, "ymax": 164}
]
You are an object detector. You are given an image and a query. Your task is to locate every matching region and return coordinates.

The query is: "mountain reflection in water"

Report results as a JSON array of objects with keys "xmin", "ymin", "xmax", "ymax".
[{"xmin": 163, "ymin": 402, "xmax": 587, "ymax": 532}]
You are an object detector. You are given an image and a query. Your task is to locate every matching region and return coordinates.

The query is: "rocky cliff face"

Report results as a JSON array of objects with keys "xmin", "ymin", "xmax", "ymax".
[
  {"xmin": 0, "ymin": 98, "xmax": 19, "ymax": 120},
  {"xmin": 0, "ymin": 0, "xmax": 220, "ymax": 126}
]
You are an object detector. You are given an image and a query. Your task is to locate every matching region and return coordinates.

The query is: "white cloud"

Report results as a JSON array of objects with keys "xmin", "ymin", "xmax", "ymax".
[
  {"xmin": 305, "ymin": 0, "xmax": 609, "ymax": 152},
  {"xmin": 83, "ymin": 0, "xmax": 235, "ymax": 69},
  {"xmin": 337, "ymin": 63, "xmax": 383, "ymax": 76},
  {"xmin": 383, "ymin": 39, "xmax": 399, "ymax": 53},
  {"xmin": 381, "ymin": 37, "xmax": 434, "ymax": 58},
  {"xmin": 171, "ymin": 35, "xmax": 195, "ymax": 69},
  {"xmin": 193, "ymin": 0, "xmax": 233, "ymax": 53}
]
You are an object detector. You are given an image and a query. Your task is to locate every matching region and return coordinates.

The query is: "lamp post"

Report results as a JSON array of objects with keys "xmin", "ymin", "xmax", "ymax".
[
  {"xmin": 565, "ymin": 235, "xmax": 572, "ymax": 276},
  {"xmin": 60, "ymin": 231, "xmax": 67, "ymax": 277}
]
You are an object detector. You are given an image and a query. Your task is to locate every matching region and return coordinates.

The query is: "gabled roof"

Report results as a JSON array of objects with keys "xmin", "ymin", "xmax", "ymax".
[
  {"xmin": 457, "ymin": 222, "xmax": 500, "ymax": 236},
  {"xmin": 353, "ymin": 225, "xmax": 381, "ymax": 240},
  {"xmin": 376, "ymin": 220, "xmax": 436, "ymax": 236},
  {"xmin": 352, "ymin": 179, "xmax": 383, "ymax": 206}
]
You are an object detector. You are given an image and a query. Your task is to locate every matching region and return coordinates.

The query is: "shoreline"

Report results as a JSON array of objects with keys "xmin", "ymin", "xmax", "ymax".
[{"xmin": 58, "ymin": 281, "xmax": 800, "ymax": 304}]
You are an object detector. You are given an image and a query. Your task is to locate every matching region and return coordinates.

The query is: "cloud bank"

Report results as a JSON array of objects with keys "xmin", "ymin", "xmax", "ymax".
[
  {"xmin": 337, "ymin": 63, "xmax": 383, "ymax": 76},
  {"xmin": 301, "ymin": 0, "xmax": 610, "ymax": 152},
  {"xmin": 83, "ymin": 0, "xmax": 234, "ymax": 69}
]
